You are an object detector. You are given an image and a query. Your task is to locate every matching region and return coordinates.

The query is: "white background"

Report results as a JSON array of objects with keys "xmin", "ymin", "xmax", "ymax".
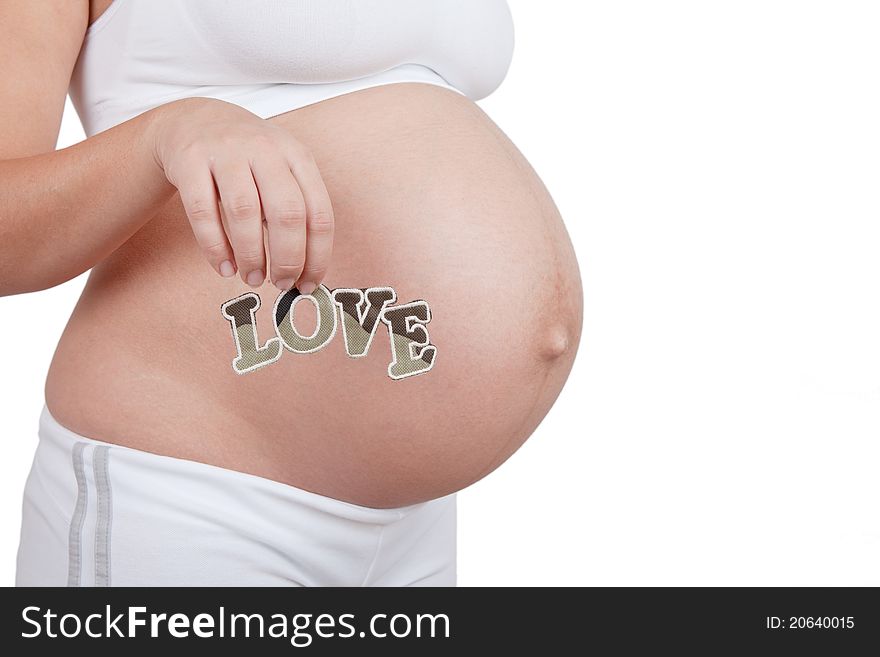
[{"xmin": 2, "ymin": 1, "xmax": 879, "ymax": 586}]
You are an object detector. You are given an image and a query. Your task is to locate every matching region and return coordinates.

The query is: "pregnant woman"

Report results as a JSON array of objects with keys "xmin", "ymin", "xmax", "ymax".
[{"xmin": 5, "ymin": 0, "xmax": 582, "ymax": 586}]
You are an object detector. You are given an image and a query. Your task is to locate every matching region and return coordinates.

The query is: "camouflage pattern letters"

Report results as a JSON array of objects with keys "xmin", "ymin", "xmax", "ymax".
[
  {"xmin": 220, "ymin": 284, "xmax": 437, "ymax": 380},
  {"xmin": 273, "ymin": 284, "xmax": 338, "ymax": 353},
  {"xmin": 332, "ymin": 287, "xmax": 397, "ymax": 358},
  {"xmin": 380, "ymin": 300, "xmax": 437, "ymax": 380},
  {"xmin": 220, "ymin": 292, "xmax": 283, "ymax": 374}
]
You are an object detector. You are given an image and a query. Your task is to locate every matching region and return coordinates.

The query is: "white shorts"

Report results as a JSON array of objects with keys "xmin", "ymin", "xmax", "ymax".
[{"xmin": 16, "ymin": 407, "xmax": 456, "ymax": 587}]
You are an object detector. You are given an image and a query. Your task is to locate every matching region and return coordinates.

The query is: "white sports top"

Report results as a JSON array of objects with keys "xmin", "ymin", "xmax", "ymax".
[{"xmin": 69, "ymin": 0, "xmax": 515, "ymax": 136}]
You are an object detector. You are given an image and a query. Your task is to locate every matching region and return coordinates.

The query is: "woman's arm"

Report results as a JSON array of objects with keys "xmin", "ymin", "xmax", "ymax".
[
  {"xmin": 0, "ymin": 106, "xmax": 177, "ymax": 295},
  {"xmin": 0, "ymin": 1, "xmax": 334, "ymax": 297}
]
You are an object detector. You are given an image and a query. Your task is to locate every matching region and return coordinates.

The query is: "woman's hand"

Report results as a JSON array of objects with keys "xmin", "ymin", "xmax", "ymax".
[{"xmin": 151, "ymin": 97, "xmax": 334, "ymax": 292}]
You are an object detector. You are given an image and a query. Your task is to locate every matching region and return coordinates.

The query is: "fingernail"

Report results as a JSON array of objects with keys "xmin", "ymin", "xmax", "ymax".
[
  {"xmin": 298, "ymin": 281, "xmax": 317, "ymax": 295},
  {"xmin": 246, "ymin": 270, "xmax": 264, "ymax": 287},
  {"xmin": 219, "ymin": 260, "xmax": 235, "ymax": 278},
  {"xmin": 275, "ymin": 278, "xmax": 295, "ymax": 291}
]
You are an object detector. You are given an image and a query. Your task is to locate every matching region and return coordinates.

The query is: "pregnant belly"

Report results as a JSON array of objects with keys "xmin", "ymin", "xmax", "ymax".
[{"xmin": 45, "ymin": 84, "xmax": 582, "ymax": 507}]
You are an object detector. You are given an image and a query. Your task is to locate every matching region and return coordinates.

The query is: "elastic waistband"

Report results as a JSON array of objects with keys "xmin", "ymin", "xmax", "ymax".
[{"xmin": 38, "ymin": 405, "xmax": 433, "ymax": 525}]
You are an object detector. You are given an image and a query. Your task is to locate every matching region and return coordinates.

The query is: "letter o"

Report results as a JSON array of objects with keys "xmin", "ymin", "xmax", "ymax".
[
  {"xmin": 60, "ymin": 614, "xmax": 82, "ymax": 638},
  {"xmin": 273, "ymin": 284, "xmax": 338, "ymax": 353},
  {"xmin": 389, "ymin": 614, "xmax": 411, "ymax": 638}
]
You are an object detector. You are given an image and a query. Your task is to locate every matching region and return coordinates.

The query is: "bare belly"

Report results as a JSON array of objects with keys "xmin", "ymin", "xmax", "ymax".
[{"xmin": 45, "ymin": 84, "xmax": 582, "ymax": 507}]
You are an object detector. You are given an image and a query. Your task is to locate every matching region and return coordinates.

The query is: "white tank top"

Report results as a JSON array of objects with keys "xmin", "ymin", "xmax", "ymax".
[{"xmin": 69, "ymin": 0, "xmax": 515, "ymax": 136}]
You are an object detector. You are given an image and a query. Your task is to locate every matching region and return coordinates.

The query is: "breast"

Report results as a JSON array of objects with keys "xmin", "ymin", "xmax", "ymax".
[
  {"xmin": 180, "ymin": 0, "xmax": 513, "ymax": 92},
  {"xmin": 46, "ymin": 84, "xmax": 581, "ymax": 507},
  {"xmin": 70, "ymin": 0, "xmax": 515, "ymax": 135}
]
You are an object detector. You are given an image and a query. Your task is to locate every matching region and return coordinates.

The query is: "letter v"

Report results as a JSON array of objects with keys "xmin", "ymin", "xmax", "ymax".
[{"xmin": 332, "ymin": 287, "xmax": 397, "ymax": 358}]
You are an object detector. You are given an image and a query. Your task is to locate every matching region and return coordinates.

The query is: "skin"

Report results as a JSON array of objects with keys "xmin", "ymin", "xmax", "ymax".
[
  {"xmin": 0, "ymin": 0, "xmax": 333, "ymax": 295},
  {"xmin": 3, "ymin": 1, "xmax": 583, "ymax": 508}
]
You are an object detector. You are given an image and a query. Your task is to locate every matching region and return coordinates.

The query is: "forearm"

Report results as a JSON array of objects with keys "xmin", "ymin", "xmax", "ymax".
[{"xmin": 0, "ymin": 103, "xmax": 176, "ymax": 296}]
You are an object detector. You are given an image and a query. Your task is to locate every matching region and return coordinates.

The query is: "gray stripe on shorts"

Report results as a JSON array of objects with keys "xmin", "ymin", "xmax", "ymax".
[
  {"xmin": 93, "ymin": 446, "xmax": 112, "ymax": 587},
  {"xmin": 67, "ymin": 442, "xmax": 88, "ymax": 587}
]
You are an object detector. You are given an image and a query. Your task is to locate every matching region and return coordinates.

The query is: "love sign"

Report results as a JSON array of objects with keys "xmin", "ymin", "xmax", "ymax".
[{"xmin": 220, "ymin": 285, "xmax": 437, "ymax": 380}]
